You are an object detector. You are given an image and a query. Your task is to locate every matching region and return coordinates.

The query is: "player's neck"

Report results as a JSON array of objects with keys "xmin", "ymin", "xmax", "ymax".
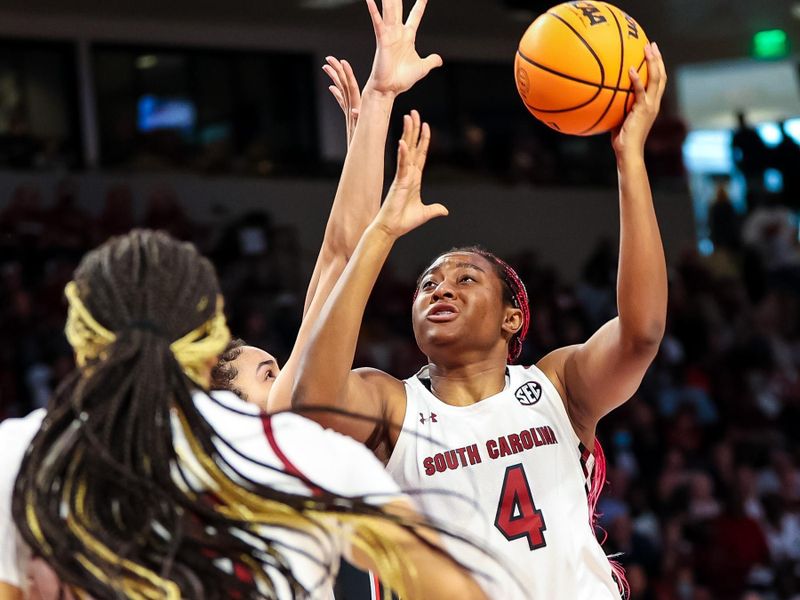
[{"xmin": 426, "ymin": 357, "xmax": 508, "ymax": 407}]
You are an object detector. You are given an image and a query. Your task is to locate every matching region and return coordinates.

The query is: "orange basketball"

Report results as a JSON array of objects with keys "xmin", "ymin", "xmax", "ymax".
[{"xmin": 514, "ymin": 1, "xmax": 649, "ymax": 136}]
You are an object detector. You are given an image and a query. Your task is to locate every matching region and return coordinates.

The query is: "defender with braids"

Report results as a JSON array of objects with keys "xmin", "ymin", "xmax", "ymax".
[
  {"xmin": 293, "ymin": 44, "xmax": 669, "ymax": 599},
  {"xmin": 1, "ymin": 229, "xmax": 489, "ymax": 600}
]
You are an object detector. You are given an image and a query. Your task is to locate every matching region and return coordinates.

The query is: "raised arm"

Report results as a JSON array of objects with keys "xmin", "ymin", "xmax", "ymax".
[
  {"xmin": 268, "ymin": 0, "xmax": 443, "ymax": 413},
  {"xmin": 540, "ymin": 43, "xmax": 668, "ymax": 440},
  {"xmin": 301, "ymin": 57, "xmax": 362, "ymax": 319},
  {"xmin": 292, "ymin": 115, "xmax": 448, "ymax": 444}
]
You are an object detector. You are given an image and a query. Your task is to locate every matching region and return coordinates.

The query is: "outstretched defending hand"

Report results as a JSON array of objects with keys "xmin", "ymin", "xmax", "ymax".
[
  {"xmin": 374, "ymin": 110, "xmax": 448, "ymax": 238},
  {"xmin": 612, "ymin": 42, "xmax": 667, "ymax": 158},
  {"xmin": 323, "ymin": 56, "xmax": 362, "ymax": 147},
  {"xmin": 366, "ymin": 0, "xmax": 443, "ymax": 97}
]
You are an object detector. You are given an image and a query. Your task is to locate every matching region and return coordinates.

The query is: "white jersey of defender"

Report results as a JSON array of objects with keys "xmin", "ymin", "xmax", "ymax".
[
  {"xmin": 386, "ymin": 363, "xmax": 622, "ymax": 600},
  {"xmin": 0, "ymin": 391, "xmax": 402, "ymax": 600},
  {"xmin": 0, "ymin": 408, "xmax": 44, "ymax": 592}
]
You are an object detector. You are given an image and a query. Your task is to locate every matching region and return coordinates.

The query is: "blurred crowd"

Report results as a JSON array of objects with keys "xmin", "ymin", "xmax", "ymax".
[
  {"xmin": 732, "ymin": 114, "xmax": 800, "ymax": 211},
  {"xmin": 1, "ymin": 174, "xmax": 799, "ymax": 600},
  {"xmin": 597, "ymin": 186, "xmax": 800, "ymax": 599},
  {"xmin": 0, "ymin": 179, "xmax": 309, "ymax": 422}
]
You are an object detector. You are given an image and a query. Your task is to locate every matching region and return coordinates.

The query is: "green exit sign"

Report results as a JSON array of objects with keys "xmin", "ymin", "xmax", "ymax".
[{"xmin": 753, "ymin": 29, "xmax": 789, "ymax": 59}]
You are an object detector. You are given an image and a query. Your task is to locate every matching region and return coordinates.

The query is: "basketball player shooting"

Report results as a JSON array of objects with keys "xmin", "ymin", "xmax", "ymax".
[{"xmin": 292, "ymin": 42, "xmax": 668, "ymax": 599}]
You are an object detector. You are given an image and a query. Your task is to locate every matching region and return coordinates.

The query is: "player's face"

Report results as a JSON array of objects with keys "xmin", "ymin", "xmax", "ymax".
[
  {"xmin": 412, "ymin": 252, "xmax": 510, "ymax": 360},
  {"xmin": 229, "ymin": 346, "xmax": 280, "ymax": 409}
]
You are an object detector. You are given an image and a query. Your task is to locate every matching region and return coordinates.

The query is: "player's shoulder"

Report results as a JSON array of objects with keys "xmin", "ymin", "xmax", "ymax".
[
  {"xmin": 353, "ymin": 366, "xmax": 403, "ymax": 386},
  {"xmin": 0, "ymin": 408, "xmax": 46, "ymax": 441},
  {"xmin": 535, "ymin": 345, "xmax": 579, "ymax": 370},
  {"xmin": 532, "ymin": 347, "xmax": 596, "ymax": 440},
  {"xmin": 534, "ymin": 346, "xmax": 580, "ymax": 395},
  {"xmin": 353, "ymin": 367, "xmax": 406, "ymax": 400},
  {"xmin": 0, "ymin": 409, "xmax": 46, "ymax": 491}
]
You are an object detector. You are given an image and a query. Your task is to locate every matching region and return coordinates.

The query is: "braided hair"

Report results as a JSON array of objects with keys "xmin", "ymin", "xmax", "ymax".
[
  {"xmin": 12, "ymin": 230, "xmax": 441, "ymax": 599},
  {"xmin": 417, "ymin": 246, "xmax": 531, "ymax": 363}
]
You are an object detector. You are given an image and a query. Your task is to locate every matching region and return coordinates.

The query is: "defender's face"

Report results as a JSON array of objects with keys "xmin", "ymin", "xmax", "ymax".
[{"xmin": 230, "ymin": 346, "xmax": 280, "ymax": 408}]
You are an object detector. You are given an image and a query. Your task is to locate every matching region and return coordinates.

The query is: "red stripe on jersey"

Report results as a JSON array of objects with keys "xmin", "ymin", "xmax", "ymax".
[
  {"xmin": 261, "ymin": 415, "xmax": 324, "ymax": 496},
  {"xmin": 233, "ymin": 562, "xmax": 254, "ymax": 584},
  {"xmin": 578, "ymin": 442, "xmax": 591, "ymax": 479},
  {"xmin": 370, "ymin": 571, "xmax": 381, "ymax": 600}
]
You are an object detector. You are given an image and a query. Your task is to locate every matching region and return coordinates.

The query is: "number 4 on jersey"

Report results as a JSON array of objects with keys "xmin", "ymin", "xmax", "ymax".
[{"xmin": 494, "ymin": 463, "xmax": 547, "ymax": 550}]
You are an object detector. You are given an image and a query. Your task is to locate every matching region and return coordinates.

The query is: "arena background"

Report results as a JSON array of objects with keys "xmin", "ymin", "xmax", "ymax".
[{"xmin": 0, "ymin": 1, "xmax": 798, "ymax": 598}]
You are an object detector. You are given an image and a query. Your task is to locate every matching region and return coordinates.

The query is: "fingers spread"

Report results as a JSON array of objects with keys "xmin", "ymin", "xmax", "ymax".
[
  {"xmin": 383, "ymin": 0, "xmax": 403, "ymax": 25},
  {"xmin": 425, "ymin": 203, "xmax": 449, "ymax": 221},
  {"xmin": 422, "ymin": 53, "xmax": 444, "ymax": 75},
  {"xmin": 366, "ymin": 0, "xmax": 383, "ymax": 31},
  {"xmin": 406, "ymin": 0, "xmax": 428, "ymax": 32}
]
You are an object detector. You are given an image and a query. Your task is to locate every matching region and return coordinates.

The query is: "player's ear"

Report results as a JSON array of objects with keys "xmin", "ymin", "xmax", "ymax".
[{"xmin": 502, "ymin": 307, "xmax": 523, "ymax": 337}]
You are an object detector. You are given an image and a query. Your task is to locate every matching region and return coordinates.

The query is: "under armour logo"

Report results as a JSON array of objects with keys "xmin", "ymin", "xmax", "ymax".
[{"xmin": 419, "ymin": 412, "xmax": 438, "ymax": 425}]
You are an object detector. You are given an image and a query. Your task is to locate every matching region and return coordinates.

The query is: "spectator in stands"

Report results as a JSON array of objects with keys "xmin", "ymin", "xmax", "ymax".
[
  {"xmin": 731, "ymin": 111, "xmax": 769, "ymax": 200},
  {"xmin": 702, "ymin": 493, "xmax": 770, "ymax": 597},
  {"xmin": 773, "ymin": 120, "xmax": 800, "ymax": 210}
]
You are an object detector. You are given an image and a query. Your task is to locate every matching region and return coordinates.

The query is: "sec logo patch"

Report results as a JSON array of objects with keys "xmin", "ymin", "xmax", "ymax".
[{"xmin": 515, "ymin": 381, "xmax": 542, "ymax": 406}]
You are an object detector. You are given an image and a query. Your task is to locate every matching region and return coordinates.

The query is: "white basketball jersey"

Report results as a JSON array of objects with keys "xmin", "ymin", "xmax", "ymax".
[
  {"xmin": 386, "ymin": 364, "xmax": 622, "ymax": 600},
  {"xmin": 0, "ymin": 408, "xmax": 44, "ymax": 591},
  {"xmin": 0, "ymin": 392, "xmax": 401, "ymax": 600}
]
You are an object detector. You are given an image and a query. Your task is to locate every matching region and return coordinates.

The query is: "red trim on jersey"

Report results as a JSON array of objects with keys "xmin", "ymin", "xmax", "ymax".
[
  {"xmin": 233, "ymin": 562, "xmax": 254, "ymax": 584},
  {"xmin": 370, "ymin": 571, "xmax": 381, "ymax": 600},
  {"xmin": 578, "ymin": 442, "xmax": 592, "ymax": 495},
  {"xmin": 261, "ymin": 415, "xmax": 324, "ymax": 496},
  {"xmin": 586, "ymin": 440, "xmax": 629, "ymax": 599},
  {"xmin": 578, "ymin": 442, "xmax": 591, "ymax": 479}
]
